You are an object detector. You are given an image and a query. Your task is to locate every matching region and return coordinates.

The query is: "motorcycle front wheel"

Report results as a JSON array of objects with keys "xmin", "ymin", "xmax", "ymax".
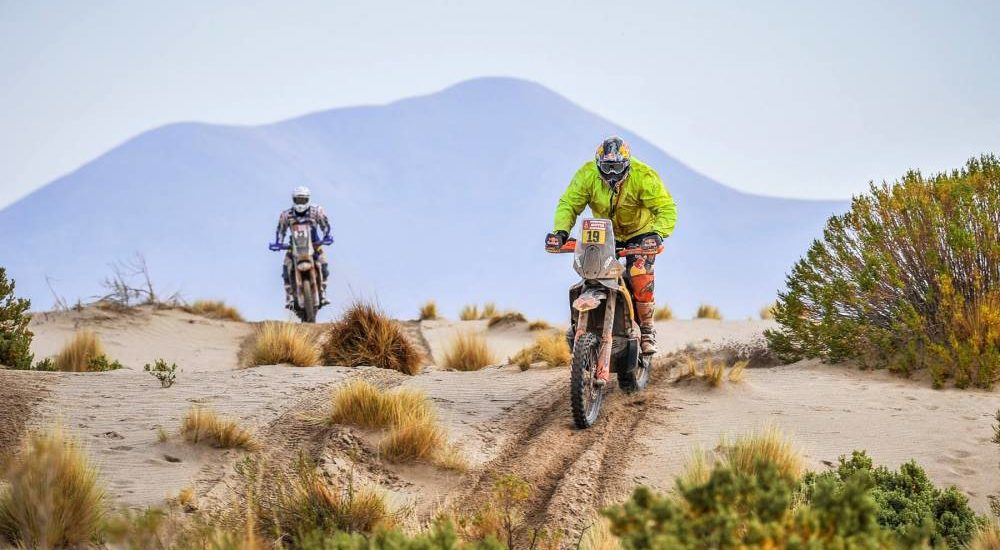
[
  {"xmin": 570, "ymin": 332, "xmax": 604, "ymax": 429},
  {"xmin": 300, "ymin": 280, "xmax": 317, "ymax": 323}
]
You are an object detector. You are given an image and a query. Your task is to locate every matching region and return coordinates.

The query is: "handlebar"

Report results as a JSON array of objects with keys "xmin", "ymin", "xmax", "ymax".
[
  {"xmin": 268, "ymin": 243, "xmax": 290, "ymax": 251},
  {"xmin": 545, "ymin": 239, "xmax": 664, "ymax": 256}
]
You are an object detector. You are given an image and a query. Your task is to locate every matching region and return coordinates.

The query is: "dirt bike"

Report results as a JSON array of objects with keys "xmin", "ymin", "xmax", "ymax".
[
  {"xmin": 547, "ymin": 219, "xmax": 662, "ymax": 429},
  {"xmin": 269, "ymin": 223, "xmax": 330, "ymax": 323}
]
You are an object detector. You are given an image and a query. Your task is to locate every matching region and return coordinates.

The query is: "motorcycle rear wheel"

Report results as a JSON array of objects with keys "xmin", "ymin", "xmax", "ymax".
[{"xmin": 570, "ymin": 332, "xmax": 604, "ymax": 429}]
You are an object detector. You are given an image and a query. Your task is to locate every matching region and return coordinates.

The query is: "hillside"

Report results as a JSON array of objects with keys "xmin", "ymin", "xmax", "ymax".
[{"xmin": 0, "ymin": 77, "xmax": 845, "ymax": 321}]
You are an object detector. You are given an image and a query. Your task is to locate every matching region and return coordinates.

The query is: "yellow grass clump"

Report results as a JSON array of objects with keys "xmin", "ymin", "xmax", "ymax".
[
  {"xmin": 181, "ymin": 407, "xmax": 257, "ymax": 450},
  {"xmin": 480, "ymin": 302, "xmax": 498, "ymax": 319},
  {"xmin": 675, "ymin": 355, "xmax": 748, "ymax": 387},
  {"xmin": 283, "ymin": 460, "xmax": 397, "ymax": 535},
  {"xmin": 459, "ymin": 304, "xmax": 480, "ymax": 321},
  {"xmin": 654, "ymin": 305, "xmax": 674, "ymax": 321},
  {"xmin": 441, "ymin": 332, "xmax": 496, "ymax": 371},
  {"xmin": 328, "ymin": 380, "xmax": 432, "ymax": 430},
  {"xmin": 512, "ymin": 333, "xmax": 571, "ymax": 371},
  {"xmin": 580, "ymin": 517, "xmax": 622, "ymax": 550},
  {"xmin": 183, "ymin": 300, "xmax": 245, "ymax": 322},
  {"xmin": 728, "ymin": 360, "xmax": 748, "ymax": 383},
  {"xmin": 703, "ymin": 358, "xmax": 725, "ymax": 387},
  {"xmin": 246, "ymin": 322, "xmax": 320, "ymax": 367},
  {"xmin": 327, "ymin": 380, "xmax": 464, "ymax": 469},
  {"xmin": 52, "ymin": 330, "xmax": 120, "ymax": 372},
  {"xmin": 379, "ymin": 419, "xmax": 446, "ymax": 462},
  {"xmin": 695, "ymin": 304, "xmax": 723, "ymax": 320},
  {"xmin": 719, "ymin": 426, "xmax": 804, "ymax": 481},
  {"xmin": 760, "ymin": 302, "xmax": 777, "ymax": 320},
  {"xmin": 0, "ymin": 427, "xmax": 106, "ymax": 548},
  {"xmin": 969, "ymin": 521, "xmax": 1000, "ymax": 550},
  {"xmin": 418, "ymin": 300, "xmax": 439, "ymax": 321},
  {"xmin": 528, "ymin": 320, "xmax": 552, "ymax": 331},
  {"xmin": 322, "ymin": 302, "xmax": 423, "ymax": 375}
]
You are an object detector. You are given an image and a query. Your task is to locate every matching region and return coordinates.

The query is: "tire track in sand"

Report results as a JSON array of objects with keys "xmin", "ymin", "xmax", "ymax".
[{"xmin": 455, "ymin": 359, "xmax": 673, "ymax": 541}]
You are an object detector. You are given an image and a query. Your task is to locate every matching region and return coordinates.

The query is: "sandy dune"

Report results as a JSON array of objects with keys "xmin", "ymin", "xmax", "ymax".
[{"xmin": 4, "ymin": 307, "xmax": 998, "ymax": 540}]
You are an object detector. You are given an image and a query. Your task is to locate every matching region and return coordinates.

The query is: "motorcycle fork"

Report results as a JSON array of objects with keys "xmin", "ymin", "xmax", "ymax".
[{"xmin": 597, "ymin": 291, "xmax": 616, "ymax": 382}]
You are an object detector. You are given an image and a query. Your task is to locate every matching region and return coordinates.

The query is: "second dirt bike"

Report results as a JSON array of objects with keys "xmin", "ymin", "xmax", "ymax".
[
  {"xmin": 547, "ymin": 218, "xmax": 660, "ymax": 429},
  {"xmin": 269, "ymin": 222, "xmax": 329, "ymax": 323}
]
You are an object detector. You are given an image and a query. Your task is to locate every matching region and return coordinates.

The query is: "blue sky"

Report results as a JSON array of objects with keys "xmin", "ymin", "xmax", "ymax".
[{"xmin": 1, "ymin": 0, "xmax": 998, "ymax": 208}]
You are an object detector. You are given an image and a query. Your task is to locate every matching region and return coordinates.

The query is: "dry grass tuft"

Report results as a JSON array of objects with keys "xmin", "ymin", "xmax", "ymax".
[
  {"xmin": 703, "ymin": 358, "xmax": 725, "ymax": 387},
  {"xmin": 511, "ymin": 333, "xmax": 571, "ymax": 371},
  {"xmin": 759, "ymin": 302, "xmax": 777, "ymax": 320},
  {"xmin": 283, "ymin": 457, "xmax": 397, "ymax": 535},
  {"xmin": 418, "ymin": 300, "xmax": 439, "ymax": 321},
  {"xmin": 180, "ymin": 407, "xmax": 257, "ymax": 450},
  {"xmin": 52, "ymin": 330, "xmax": 120, "ymax": 372},
  {"xmin": 677, "ymin": 447, "xmax": 712, "ymax": 488},
  {"xmin": 654, "ymin": 304, "xmax": 674, "ymax": 321},
  {"xmin": 969, "ymin": 521, "xmax": 1000, "ymax": 550},
  {"xmin": 327, "ymin": 380, "xmax": 432, "ymax": 430},
  {"xmin": 0, "ymin": 427, "xmax": 106, "ymax": 548},
  {"xmin": 441, "ymin": 332, "xmax": 496, "ymax": 371},
  {"xmin": 459, "ymin": 304, "xmax": 480, "ymax": 321},
  {"xmin": 728, "ymin": 360, "xmax": 748, "ymax": 383},
  {"xmin": 487, "ymin": 310, "xmax": 527, "ymax": 328},
  {"xmin": 580, "ymin": 516, "xmax": 622, "ymax": 550},
  {"xmin": 183, "ymin": 299, "xmax": 245, "ymax": 322},
  {"xmin": 246, "ymin": 322, "xmax": 320, "ymax": 367},
  {"xmin": 379, "ymin": 418, "xmax": 446, "ymax": 463},
  {"xmin": 480, "ymin": 302, "xmax": 498, "ymax": 319},
  {"xmin": 720, "ymin": 426, "xmax": 803, "ymax": 481},
  {"xmin": 528, "ymin": 320, "xmax": 552, "ymax": 331},
  {"xmin": 695, "ymin": 304, "xmax": 723, "ymax": 320},
  {"xmin": 322, "ymin": 302, "xmax": 423, "ymax": 375}
]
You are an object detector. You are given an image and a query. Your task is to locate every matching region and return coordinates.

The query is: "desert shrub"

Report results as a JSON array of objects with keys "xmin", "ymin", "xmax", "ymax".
[
  {"xmin": 695, "ymin": 304, "xmax": 722, "ymax": 320},
  {"xmin": 512, "ymin": 333, "xmax": 571, "ymax": 370},
  {"xmin": 322, "ymin": 302, "xmax": 423, "ymax": 375},
  {"xmin": 180, "ymin": 407, "xmax": 257, "ymax": 450},
  {"xmin": 441, "ymin": 332, "xmax": 495, "ymax": 371},
  {"xmin": 713, "ymin": 337, "xmax": 780, "ymax": 368},
  {"xmin": 759, "ymin": 302, "xmax": 777, "ymax": 320},
  {"xmin": 803, "ymin": 451, "xmax": 981, "ymax": 549},
  {"xmin": 277, "ymin": 455, "xmax": 397, "ymax": 538},
  {"xmin": 0, "ymin": 427, "xmax": 106, "ymax": 548},
  {"xmin": 654, "ymin": 305, "xmax": 673, "ymax": 321},
  {"xmin": 144, "ymin": 359, "xmax": 178, "ymax": 388},
  {"xmin": 527, "ymin": 320, "xmax": 552, "ymax": 331},
  {"xmin": 449, "ymin": 474, "xmax": 560, "ymax": 550},
  {"xmin": 766, "ymin": 155, "xmax": 1000, "ymax": 388},
  {"xmin": 419, "ymin": 300, "xmax": 439, "ymax": 321},
  {"xmin": 102, "ymin": 507, "xmax": 173, "ymax": 550},
  {"xmin": 246, "ymin": 321, "xmax": 320, "ymax": 367},
  {"xmin": 52, "ymin": 330, "xmax": 123, "ymax": 372},
  {"xmin": 183, "ymin": 299, "xmax": 245, "ymax": 322},
  {"xmin": 0, "ymin": 267, "xmax": 33, "ymax": 369},
  {"xmin": 459, "ymin": 304, "xmax": 480, "ymax": 321}
]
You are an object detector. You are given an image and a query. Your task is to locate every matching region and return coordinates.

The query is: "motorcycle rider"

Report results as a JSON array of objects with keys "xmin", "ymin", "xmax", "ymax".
[
  {"xmin": 546, "ymin": 136, "xmax": 677, "ymax": 354},
  {"xmin": 273, "ymin": 186, "xmax": 333, "ymax": 309}
]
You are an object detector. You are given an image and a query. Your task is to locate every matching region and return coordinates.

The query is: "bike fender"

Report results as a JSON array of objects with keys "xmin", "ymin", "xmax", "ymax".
[{"xmin": 573, "ymin": 288, "xmax": 607, "ymax": 312}]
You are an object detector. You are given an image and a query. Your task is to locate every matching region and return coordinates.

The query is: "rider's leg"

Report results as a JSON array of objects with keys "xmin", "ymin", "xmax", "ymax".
[
  {"xmin": 282, "ymin": 256, "xmax": 294, "ymax": 309},
  {"xmin": 315, "ymin": 247, "xmax": 330, "ymax": 306},
  {"xmin": 624, "ymin": 239, "xmax": 658, "ymax": 355}
]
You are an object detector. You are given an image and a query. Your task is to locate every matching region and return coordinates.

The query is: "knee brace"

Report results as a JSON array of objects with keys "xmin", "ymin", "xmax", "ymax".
[
  {"xmin": 282, "ymin": 265, "xmax": 290, "ymax": 285},
  {"xmin": 628, "ymin": 273, "xmax": 656, "ymax": 303}
]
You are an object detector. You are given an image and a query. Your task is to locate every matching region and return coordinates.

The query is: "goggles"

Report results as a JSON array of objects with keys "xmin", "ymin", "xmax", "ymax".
[{"xmin": 293, "ymin": 196, "xmax": 310, "ymax": 205}]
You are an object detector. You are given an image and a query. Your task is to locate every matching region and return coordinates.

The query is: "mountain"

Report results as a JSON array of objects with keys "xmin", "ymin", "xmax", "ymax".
[{"xmin": 0, "ymin": 77, "xmax": 845, "ymax": 322}]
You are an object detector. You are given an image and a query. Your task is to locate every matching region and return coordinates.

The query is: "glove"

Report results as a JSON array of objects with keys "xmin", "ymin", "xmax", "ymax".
[
  {"xmin": 545, "ymin": 230, "xmax": 569, "ymax": 250},
  {"xmin": 268, "ymin": 242, "xmax": 283, "ymax": 251},
  {"xmin": 638, "ymin": 233, "xmax": 663, "ymax": 252},
  {"xmin": 322, "ymin": 235, "xmax": 334, "ymax": 246}
]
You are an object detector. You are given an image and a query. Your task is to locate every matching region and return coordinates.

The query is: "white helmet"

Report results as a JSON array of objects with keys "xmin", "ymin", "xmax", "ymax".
[{"xmin": 292, "ymin": 186, "xmax": 311, "ymax": 213}]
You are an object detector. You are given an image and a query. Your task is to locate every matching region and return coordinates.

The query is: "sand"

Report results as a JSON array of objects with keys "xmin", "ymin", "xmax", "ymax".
[{"xmin": 5, "ymin": 306, "xmax": 998, "ymax": 539}]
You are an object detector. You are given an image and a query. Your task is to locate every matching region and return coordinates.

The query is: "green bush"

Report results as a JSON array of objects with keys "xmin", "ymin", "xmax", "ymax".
[
  {"xmin": 143, "ymin": 359, "xmax": 178, "ymax": 388},
  {"xmin": 804, "ymin": 451, "xmax": 981, "ymax": 550},
  {"xmin": 603, "ymin": 449, "xmax": 981, "ymax": 549},
  {"xmin": 766, "ymin": 155, "xmax": 1000, "ymax": 388},
  {"xmin": 0, "ymin": 267, "xmax": 33, "ymax": 370}
]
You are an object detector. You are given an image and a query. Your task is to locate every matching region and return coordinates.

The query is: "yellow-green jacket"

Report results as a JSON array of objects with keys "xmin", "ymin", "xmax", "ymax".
[{"xmin": 553, "ymin": 158, "xmax": 677, "ymax": 241}]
